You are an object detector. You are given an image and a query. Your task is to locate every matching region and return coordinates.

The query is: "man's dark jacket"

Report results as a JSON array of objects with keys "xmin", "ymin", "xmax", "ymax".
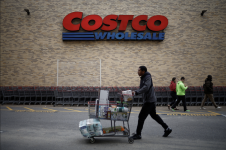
[
  {"xmin": 204, "ymin": 79, "xmax": 213, "ymax": 94},
  {"xmin": 135, "ymin": 72, "xmax": 156, "ymax": 103}
]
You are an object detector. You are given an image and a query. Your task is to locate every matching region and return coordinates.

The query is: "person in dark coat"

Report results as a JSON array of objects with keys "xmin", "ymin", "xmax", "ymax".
[
  {"xmin": 200, "ymin": 75, "xmax": 221, "ymax": 109},
  {"xmin": 130, "ymin": 66, "xmax": 172, "ymax": 140}
]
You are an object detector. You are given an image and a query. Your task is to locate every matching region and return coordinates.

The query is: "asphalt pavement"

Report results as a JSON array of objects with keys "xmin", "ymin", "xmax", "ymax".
[{"xmin": 1, "ymin": 105, "xmax": 226, "ymax": 150}]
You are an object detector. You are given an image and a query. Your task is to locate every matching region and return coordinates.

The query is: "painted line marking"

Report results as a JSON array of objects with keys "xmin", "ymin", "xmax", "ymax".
[
  {"xmin": 9, "ymin": 110, "xmax": 223, "ymax": 116},
  {"xmin": 221, "ymin": 114, "xmax": 226, "ymax": 118},
  {"xmin": 4, "ymin": 106, "xmax": 223, "ymax": 116},
  {"xmin": 208, "ymin": 111, "xmax": 222, "ymax": 115},
  {"xmin": 163, "ymin": 112, "xmax": 211, "ymax": 114},
  {"xmin": 43, "ymin": 108, "xmax": 58, "ymax": 112},
  {"xmin": 6, "ymin": 106, "xmax": 13, "ymax": 111},
  {"xmin": 166, "ymin": 113, "xmax": 219, "ymax": 116},
  {"xmin": 64, "ymin": 108, "xmax": 74, "ymax": 110},
  {"xmin": 64, "ymin": 108, "xmax": 76, "ymax": 111},
  {"xmin": 158, "ymin": 110, "xmax": 174, "ymax": 112},
  {"xmin": 58, "ymin": 111, "xmax": 87, "ymax": 112},
  {"xmin": 24, "ymin": 107, "xmax": 35, "ymax": 111},
  {"xmin": 14, "ymin": 110, "xmax": 55, "ymax": 113},
  {"xmin": 63, "ymin": 108, "xmax": 85, "ymax": 112},
  {"xmin": 72, "ymin": 110, "xmax": 85, "ymax": 112}
]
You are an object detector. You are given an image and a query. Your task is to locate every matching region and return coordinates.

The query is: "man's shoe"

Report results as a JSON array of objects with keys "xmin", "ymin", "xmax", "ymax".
[
  {"xmin": 200, "ymin": 107, "xmax": 206, "ymax": 110},
  {"xmin": 216, "ymin": 106, "xmax": 221, "ymax": 109},
  {"xmin": 170, "ymin": 107, "xmax": 175, "ymax": 112},
  {"xmin": 184, "ymin": 110, "xmax": 190, "ymax": 112},
  {"xmin": 130, "ymin": 134, "xmax": 142, "ymax": 140},
  {"xmin": 163, "ymin": 128, "xmax": 172, "ymax": 137}
]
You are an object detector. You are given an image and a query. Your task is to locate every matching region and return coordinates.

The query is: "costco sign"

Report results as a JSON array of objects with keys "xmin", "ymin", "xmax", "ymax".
[{"xmin": 62, "ymin": 12, "xmax": 168, "ymax": 41}]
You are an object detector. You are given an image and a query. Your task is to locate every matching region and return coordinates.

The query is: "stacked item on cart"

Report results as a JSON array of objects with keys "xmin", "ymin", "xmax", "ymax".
[
  {"xmin": 96, "ymin": 90, "xmax": 132, "ymax": 120},
  {"xmin": 110, "ymin": 105, "xmax": 128, "ymax": 120},
  {"xmin": 109, "ymin": 90, "xmax": 132, "ymax": 120},
  {"xmin": 79, "ymin": 118, "xmax": 103, "ymax": 138},
  {"xmin": 96, "ymin": 100, "xmax": 129, "ymax": 120},
  {"xmin": 102, "ymin": 126, "xmax": 125, "ymax": 134},
  {"xmin": 122, "ymin": 90, "xmax": 133, "ymax": 101},
  {"xmin": 96, "ymin": 90, "xmax": 110, "ymax": 118}
]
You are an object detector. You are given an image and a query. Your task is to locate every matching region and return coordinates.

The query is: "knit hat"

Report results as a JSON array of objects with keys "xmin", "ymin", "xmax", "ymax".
[{"xmin": 207, "ymin": 75, "xmax": 212, "ymax": 81}]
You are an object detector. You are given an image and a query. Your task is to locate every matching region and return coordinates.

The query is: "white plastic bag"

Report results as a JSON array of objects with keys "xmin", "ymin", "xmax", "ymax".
[
  {"xmin": 122, "ymin": 90, "xmax": 133, "ymax": 101},
  {"xmin": 79, "ymin": 118, "xmax": 103, "ymax": 138}
]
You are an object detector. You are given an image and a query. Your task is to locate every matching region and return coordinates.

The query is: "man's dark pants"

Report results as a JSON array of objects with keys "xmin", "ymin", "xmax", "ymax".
[
  {"xmin": 171, "ymin": 95, "xmax": 187, "ymax": 111},
  {"xmin": 136, "ymin": 102, "xmax": 168, "ymax": 135}
]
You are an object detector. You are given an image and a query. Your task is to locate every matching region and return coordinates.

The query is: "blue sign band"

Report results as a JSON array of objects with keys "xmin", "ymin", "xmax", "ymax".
[
  {"xmin": 63, "ymin": 35, "xmax": 95, "ymax": 38},
  {"xmin": 63, "ymin": 38, "xmax": 95, "ymax": 40},
  {"xmin": 63, "ymin": 32, "xmax": 94, "ymax": 35},
  {"xmin": 62, "ymin": 32, "xmax": 165, "ymax": 41}
]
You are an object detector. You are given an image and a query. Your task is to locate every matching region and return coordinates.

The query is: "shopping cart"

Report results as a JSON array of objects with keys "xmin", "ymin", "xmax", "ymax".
[{"xmin": 87, "ymin": 93, "xmax": 134, "ymax": 144}]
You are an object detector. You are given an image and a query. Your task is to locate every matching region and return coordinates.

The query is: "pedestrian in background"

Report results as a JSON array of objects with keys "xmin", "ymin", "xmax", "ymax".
[
  {"xmin": 171, "ymin": 77, "xmax": 190, "ymax": 112},
  {"xmin": 168, "ymin": 77, "xmax": 179, "ymax": 110},
  {"xmin": 201, "ymin": 75, "xmax": 221, "ymax": 109}
]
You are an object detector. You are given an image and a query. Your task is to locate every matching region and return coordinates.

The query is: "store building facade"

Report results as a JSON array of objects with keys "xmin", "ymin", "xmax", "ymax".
[{"xmin": 0, "ymin": 0, "xmax": 226, "ymax": 87}]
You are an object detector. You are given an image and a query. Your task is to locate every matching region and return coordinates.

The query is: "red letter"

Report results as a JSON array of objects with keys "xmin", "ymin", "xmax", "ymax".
[
  {"xmin": 63, "ymin": 12, "xmax": 83, "ymax": 31},
  {"xmin": 118, "ymin": 15, "xmax": 134, "ymax": 31},
  {"xmin": 81, "ymin": 15, "xmax": 102, "ymax": 31},
  {"xmin": 131, "ymin": 15, "xmax": 148, "ymax": 31},
  {"xmin": 147, "ymin": 15, "xmax": 168, "ymax": 31},
  {"xmin": 101, "ymin": 15, "xmax": 118, "ymax": 31}
]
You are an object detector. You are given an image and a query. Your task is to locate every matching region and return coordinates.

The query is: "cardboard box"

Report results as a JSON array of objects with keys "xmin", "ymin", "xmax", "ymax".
[{"xmin": 102, "ymin": 126, "xmax": 124, "ymax": 134}]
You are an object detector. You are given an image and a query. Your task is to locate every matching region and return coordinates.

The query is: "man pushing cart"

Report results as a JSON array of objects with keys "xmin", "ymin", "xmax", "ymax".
[
  {"xmin": 79, "ymin": 66, "xmax": 172, "ymax": 144},
  {"xmin": 130, "ymin": 66, "xmax": 172, "ymax": 140}
]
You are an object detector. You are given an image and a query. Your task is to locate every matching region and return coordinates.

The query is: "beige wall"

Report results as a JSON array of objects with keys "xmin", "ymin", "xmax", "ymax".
[{"xmin": 0, "ymin": 0, "xmax": 226, "ymax": 87}]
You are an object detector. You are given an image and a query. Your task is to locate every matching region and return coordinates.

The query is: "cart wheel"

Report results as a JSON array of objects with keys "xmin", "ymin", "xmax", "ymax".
[
  {"xmin": 128, "ymin": 138, "xmax": 134, "ymax": 144},
  {"xmin": 89, "ymin": 138, "xmax": 95, "ymax": 144}
]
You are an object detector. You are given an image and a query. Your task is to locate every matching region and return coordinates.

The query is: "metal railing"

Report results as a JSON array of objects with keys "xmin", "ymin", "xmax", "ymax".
[{"xmin": 0, "ymin": 86, "xmax": 225, "ymax": 106}]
